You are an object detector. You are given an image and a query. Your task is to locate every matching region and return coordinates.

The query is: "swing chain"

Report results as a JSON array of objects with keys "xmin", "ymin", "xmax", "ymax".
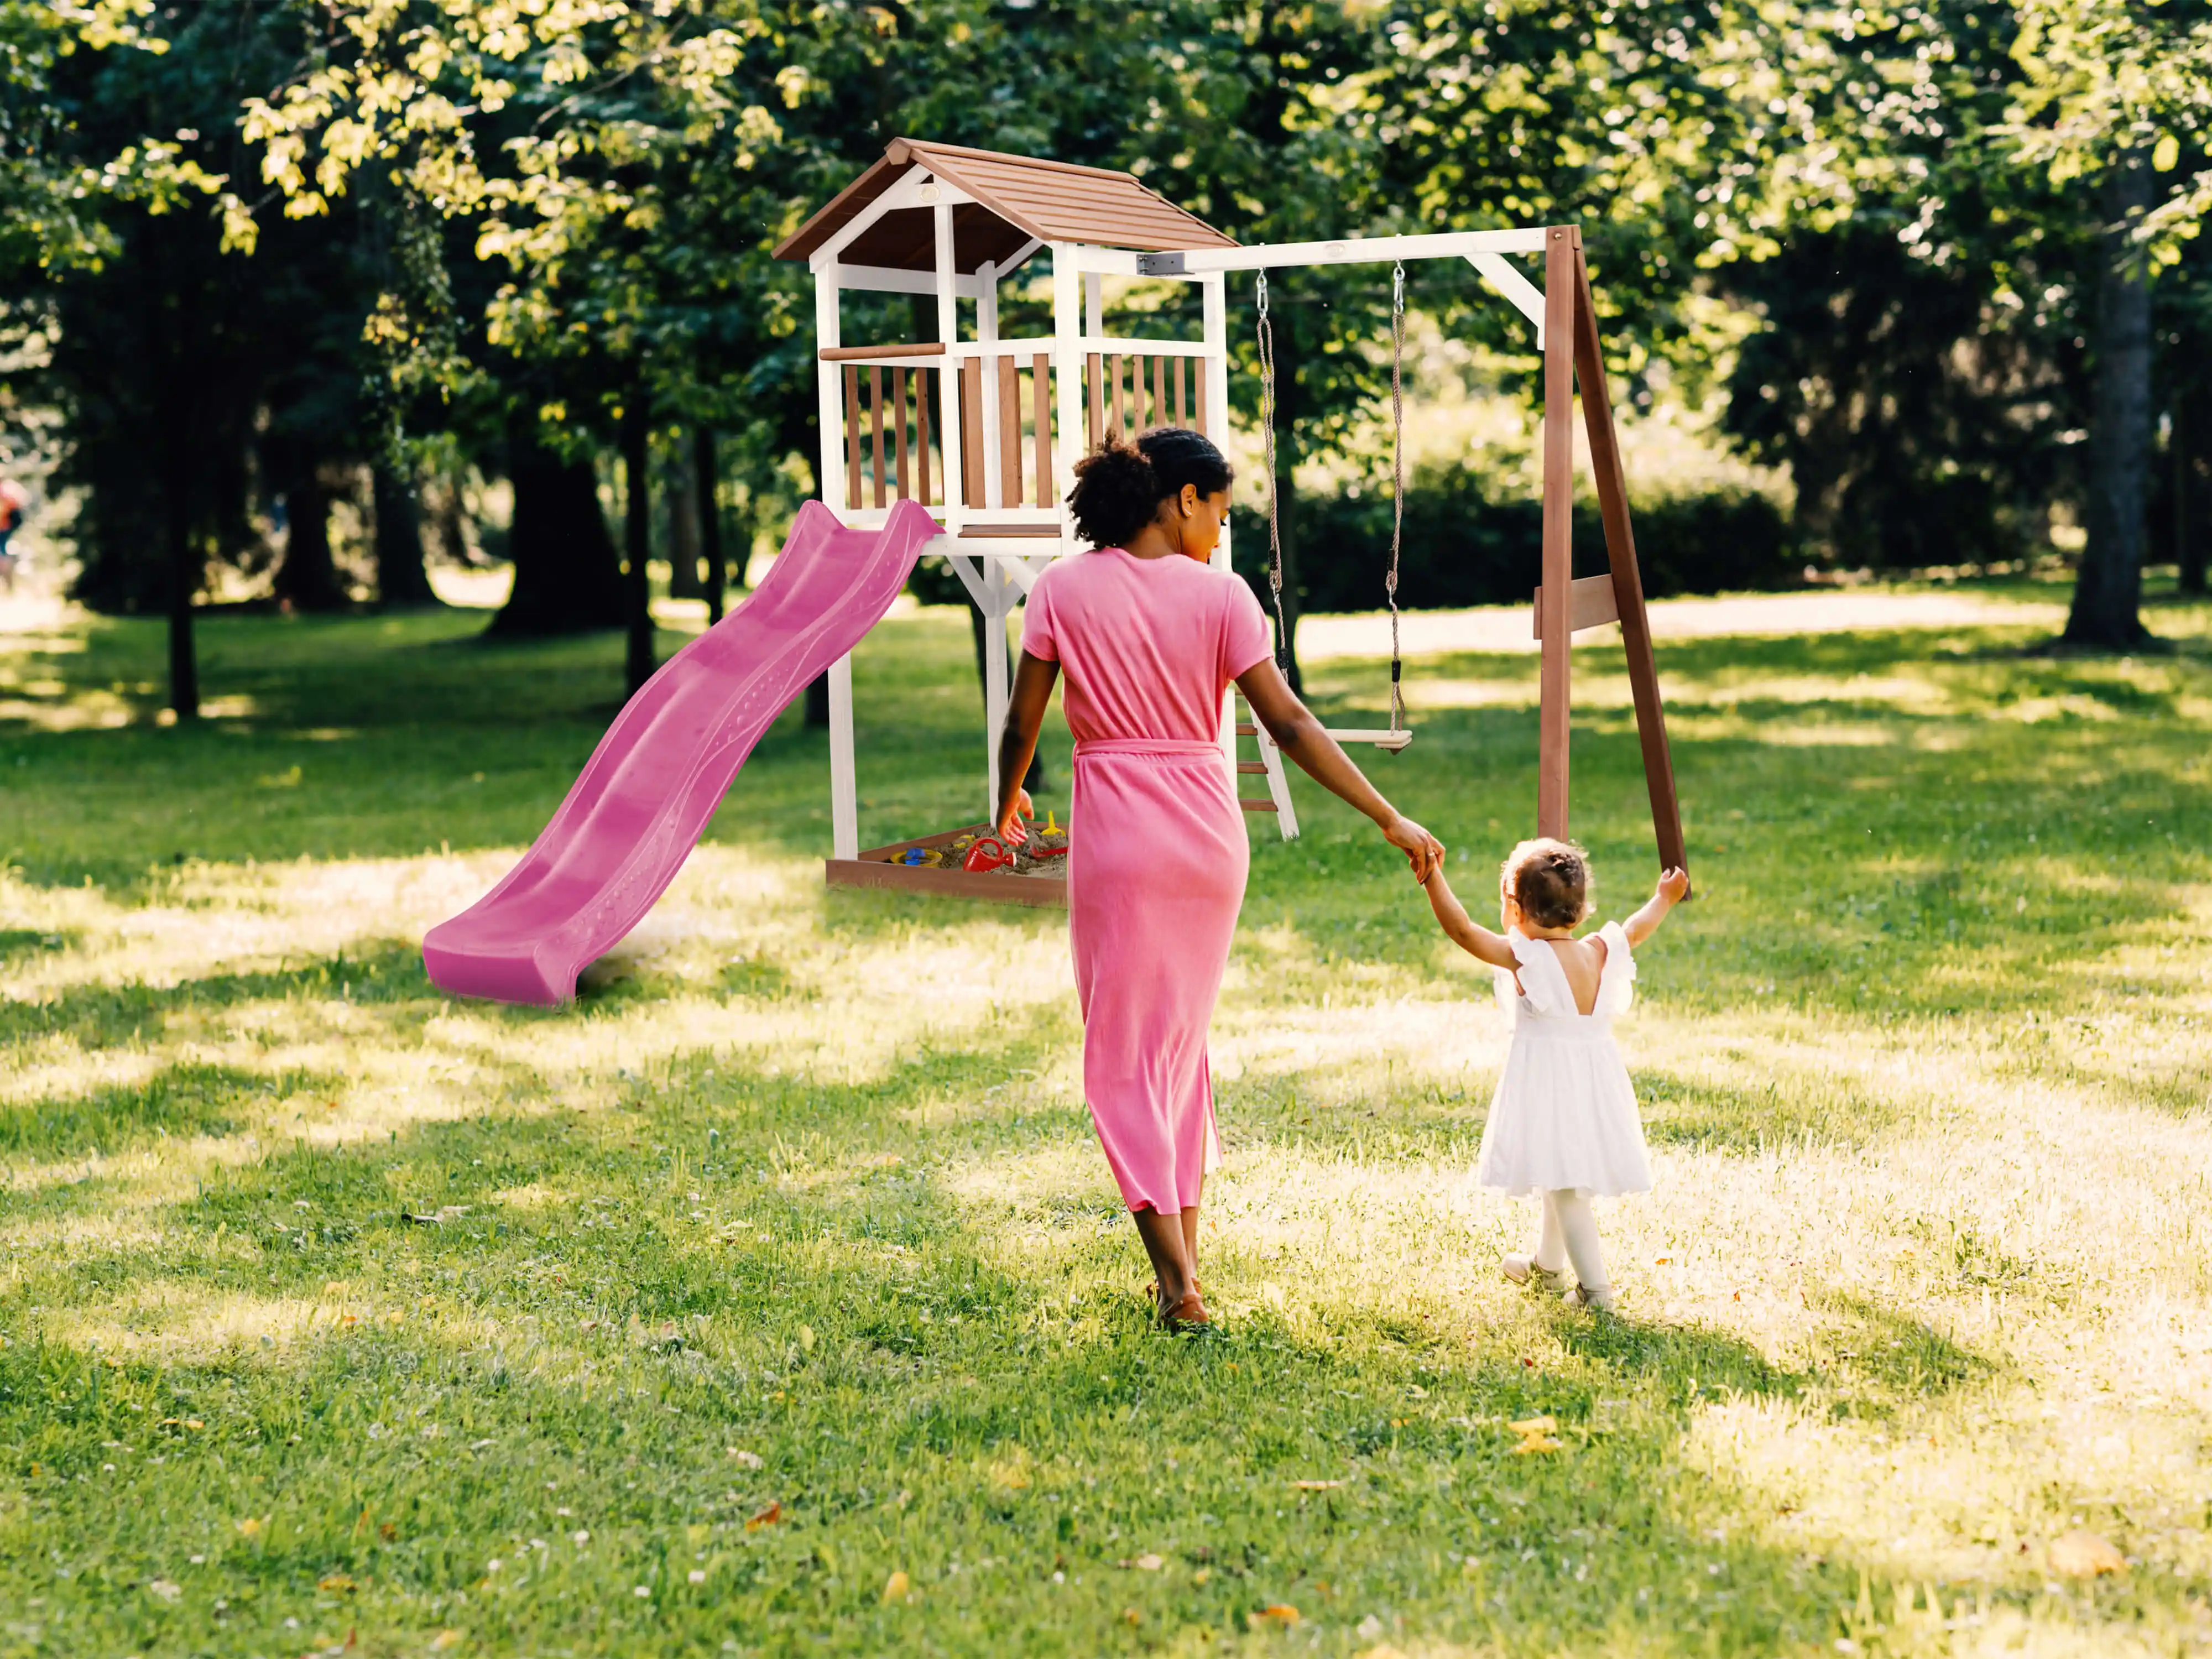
[
  {"xmin": 1387, "ymin": 260, "xmax": 1406, "ymax": 734},
  {"xmin": 1256, "ymin": 270, "xmax": 1290, "ymax": 674}
]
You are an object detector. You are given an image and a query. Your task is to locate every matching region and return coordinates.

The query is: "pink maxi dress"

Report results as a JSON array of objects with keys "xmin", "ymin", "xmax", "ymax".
[{"xmin": 1020, "ymin": 549, "xmax": 1274, "ymax": 1214}]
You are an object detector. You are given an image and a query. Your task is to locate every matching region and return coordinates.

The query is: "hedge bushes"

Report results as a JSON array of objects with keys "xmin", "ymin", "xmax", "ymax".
[
  {"xmin": 1230, "ymin": 463, "xmax": 1799, "ymax": 614},
  {"xmin": 907, "ymin": 465, "xmax": 1799, "ymax": 615}
]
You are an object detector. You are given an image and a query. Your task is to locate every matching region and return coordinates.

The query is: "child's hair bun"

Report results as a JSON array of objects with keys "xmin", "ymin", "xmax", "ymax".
[{"xmin": 1501, "ymin": 837, "xmax": 1592, "ymax": 930}]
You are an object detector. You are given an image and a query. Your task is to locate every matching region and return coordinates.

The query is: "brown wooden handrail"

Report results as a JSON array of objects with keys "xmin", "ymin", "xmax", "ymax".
[{"xmin": 820, "ymin": 342, "xmax": 949, "ymax": 362}]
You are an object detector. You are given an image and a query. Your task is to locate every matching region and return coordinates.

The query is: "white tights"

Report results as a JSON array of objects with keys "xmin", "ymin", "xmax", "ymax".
[{"xmin": 1531, "ymin": 1189, "xmax": 1610, "ymax": 1296}]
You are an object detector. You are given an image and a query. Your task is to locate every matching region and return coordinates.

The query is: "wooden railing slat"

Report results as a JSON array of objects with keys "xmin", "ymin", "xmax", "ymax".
[
  {"xmin": 998, "ymin": 353, "xmax": 1023, "ymax": 508},
  {"xmin": 894, "ymin": 367, "xmax": 911, "ymax": 498},
  {"xmin": 917, "ymin": 367, "xmax": 932, "ymax": 507},
  {"xmin": 1032, "ymin": 352, "xmax": 1052, "ymax": 510},
  {"xmin": 842, "ymin": 364, "xmax": 862, "ymax": 510},
  {"xmin": 869, "ymin": 366, "xmax": 888, "ymax": 510},
  {"xmin": 961, "ymin": 356, "xmax": 985, "ymax": 508},
  {"xmin": 1086, "ymin": 353, "xmax": 1103, "ymax": 450},
  {"xmin": 1110, "ymin": 354, "xmax": 1125, "ymax": 442},
  {"xmin": 1194, "ymin": 358, "xmax": 1208, "ymax": 437}
]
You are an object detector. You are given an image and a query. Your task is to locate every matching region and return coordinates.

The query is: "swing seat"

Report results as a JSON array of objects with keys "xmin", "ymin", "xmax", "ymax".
[{"xmin": 1322, "ymin": 727, "xmax": 1414, "ymax": 752}]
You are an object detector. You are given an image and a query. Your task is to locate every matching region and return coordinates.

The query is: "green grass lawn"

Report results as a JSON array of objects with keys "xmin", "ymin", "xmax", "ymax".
[{"xmin": 2, "ymin": 579, "xmax": 2210, "ymax": 1658}]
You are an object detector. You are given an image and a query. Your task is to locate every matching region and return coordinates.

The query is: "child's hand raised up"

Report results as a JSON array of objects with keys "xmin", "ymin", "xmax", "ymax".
[{"xmin": 1626, "ymin": 866, "xmax": 1690, "ymax": 947}]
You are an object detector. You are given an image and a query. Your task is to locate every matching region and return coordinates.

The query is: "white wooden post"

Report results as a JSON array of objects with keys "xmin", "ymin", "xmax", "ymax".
[
  {"xmin": 933, "ymin": 195, "xmax": 963, "ymax": 529},
  {"xmin": 828, "ymin": 655, "xmax": 858, "ymax": 860},
  {"xmin": 815, "ymin": 268, "xmax": 843, "ymax": 512},
  {"xmin": 1084, "ymin": 270, "xmax": 1103, "ymax": 338},
  {"xmin": 983, "ymin": 569, "xmax": 1010, "ymax": 818},
  {"xmin": 816, "ymin": 265, "xmax": 862, "ymax": 860},
  {"xmin": 979, "ymin": 259, "xmax": 1003, "ymax": 507},
  {"xmin": 1052, "ymin": 246, "xmax": 1084, "ymax": 546}
]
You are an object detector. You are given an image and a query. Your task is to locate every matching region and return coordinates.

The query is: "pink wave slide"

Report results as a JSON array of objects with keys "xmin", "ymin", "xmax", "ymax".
[{"xmin": 423, "ymin": 498, "xmax": 941, "ymax": 1005}]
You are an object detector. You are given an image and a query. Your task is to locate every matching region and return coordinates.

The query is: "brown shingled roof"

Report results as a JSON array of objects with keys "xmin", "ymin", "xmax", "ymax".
[{"xmin": 773, "ymin": 139, "xmax": 1235, "ymax": 273}]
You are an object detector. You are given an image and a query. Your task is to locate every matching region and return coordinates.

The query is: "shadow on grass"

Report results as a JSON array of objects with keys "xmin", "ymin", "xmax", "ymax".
[
  {"xmin": 0, "ymin": 938, "xmax": 434, "ymax": 1052},
  {"xmin": 0, "ymin": 1061, "xmax": 340, "ymax": 1161}
]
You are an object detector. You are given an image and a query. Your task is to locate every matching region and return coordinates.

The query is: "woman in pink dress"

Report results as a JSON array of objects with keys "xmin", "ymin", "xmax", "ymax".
[{"xmin": 994, "ymin": 429, "xmax": 1443, "ymax": 1329}]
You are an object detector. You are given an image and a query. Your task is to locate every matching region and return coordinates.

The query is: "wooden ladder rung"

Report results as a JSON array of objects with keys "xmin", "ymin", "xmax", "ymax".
[
  {"xmin": 1235, "ymin": 761, "xmax": 1268, "ymax": 774},
  {"xmin": 1235, "ymin": 723, "xmax": 1258, "ymax": 737},
  {"xmin": 1240, "ymin": 799, "xmax": 1279, "ymax": 813}
]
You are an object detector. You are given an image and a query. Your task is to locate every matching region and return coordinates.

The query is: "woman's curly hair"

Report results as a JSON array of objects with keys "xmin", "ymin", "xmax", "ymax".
[
  {"xmin": 1066, "ymin": 427, "xmax": 1233, "ymax": 549},
  {"xmin": 1501, "ymin": 837, "xmax": 1592, "ymax": 931}
]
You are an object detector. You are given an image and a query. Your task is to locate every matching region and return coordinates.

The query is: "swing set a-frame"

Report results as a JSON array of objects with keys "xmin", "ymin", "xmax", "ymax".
[{"xmin": 773, "ymin": 140, "xmax": 1687, "ymax": 899}]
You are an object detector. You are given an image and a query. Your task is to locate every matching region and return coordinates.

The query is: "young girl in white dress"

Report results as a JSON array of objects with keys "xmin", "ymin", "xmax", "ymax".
[{"xmin": 1421, "ymin": 838, "xmax": 1689, "ymax": 1310}]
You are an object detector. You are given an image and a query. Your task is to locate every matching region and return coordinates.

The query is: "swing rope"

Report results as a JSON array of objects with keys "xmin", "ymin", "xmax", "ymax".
[
  {"xmin": 1256, "ymin": 270, "xmax": 1290, "ymax": 675},
  {"xmin": 1386, "ymin": 259, "xmax": 1406, "ymax": 735},
  {"xmin": 1254, "ymin": 263, "xmax": 1409, "ymax": 733}
]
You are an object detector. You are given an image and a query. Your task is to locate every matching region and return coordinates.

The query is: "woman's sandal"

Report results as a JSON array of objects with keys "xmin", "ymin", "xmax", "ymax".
[{"xmin": 1159, "ymin": 1288, "xmax": 1213, "ymax": 1332}]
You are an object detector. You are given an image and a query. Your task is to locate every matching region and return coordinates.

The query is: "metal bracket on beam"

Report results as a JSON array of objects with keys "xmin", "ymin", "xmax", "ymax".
[{"xmin": 1135, "ymin": 251, "xmax": 1187, "ymax": 276}]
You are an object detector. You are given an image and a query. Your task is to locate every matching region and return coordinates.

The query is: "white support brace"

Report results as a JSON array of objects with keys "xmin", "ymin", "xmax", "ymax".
[{"xmin": 1469, "ymin": 251, "xmax": 1547, "ymax": 347}]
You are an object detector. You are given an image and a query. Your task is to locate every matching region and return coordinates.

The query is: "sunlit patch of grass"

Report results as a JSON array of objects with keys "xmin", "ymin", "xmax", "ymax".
[{"xmin": 0, "ymin": 586, "xmax": 2208, "ymax": 1655}]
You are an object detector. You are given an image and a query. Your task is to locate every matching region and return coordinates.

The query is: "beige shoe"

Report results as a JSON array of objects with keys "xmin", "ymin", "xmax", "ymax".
[
  {"xmin": 1563, "ymin": 1282, "xmax": 1617, "ymax": 1312},
  {"xmin": 1502, "ymin": 1253, "xmax": 1570, "ymax": 1291}
]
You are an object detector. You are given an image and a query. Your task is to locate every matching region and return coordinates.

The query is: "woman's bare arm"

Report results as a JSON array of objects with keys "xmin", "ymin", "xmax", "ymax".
[
  {"xmin": 1421, "ymin": 867, "xmax": 1518, "ymax": 968},
  {"xmin": 1234, "ymin": 657, "xmax": 1442, "ymax": 880},
  {"xmin": 993, "ymin": 649, "xmax": 1061, "ymax": 842}
]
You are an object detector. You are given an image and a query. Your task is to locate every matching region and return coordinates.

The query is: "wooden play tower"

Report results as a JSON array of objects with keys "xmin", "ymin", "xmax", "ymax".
[{"xmin": 773, "ymin": 139, "xmax": 1685, "ymax": 901}]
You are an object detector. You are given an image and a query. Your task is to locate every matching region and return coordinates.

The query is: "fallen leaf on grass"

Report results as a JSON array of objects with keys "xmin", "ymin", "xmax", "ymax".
[
  {"xmin": 236, "ymin": 1517, "xmax": 265, "ymax": 1539},
  {"xmin": 1117, "ymin": 1553, "xmax": 1164, "ymax": 1571},
  {"xmin": 147, "ymin": 1579, "xmax": 181, "ymax": 1600},
  {"xmin": 430, "ymin": 1633, "xmax": 462, "ymax": 1651},
  {"xmin": 745, "ymin": 1501, "xmax": 783, "ymax": 1530},
  {"xmin": 319, "ymin": 1573, "xmax": 357, "ymax": 1593},
  {"xmin": 2049, "ymin": 1530, "xmax": 2125, "ymax": 1577},
  {"xmin": 1122, "ymin": 1608, "xmax": 1141, "ymax": 1625},
  {"xmin": 1290, "ymin": 1480, "xmax": 1343, "ymax": 1491},
  {"xmin": 1248, "ymin": 1604, "xmax": 1301, "ymax": 1628},
  {"xmin": 1508, "ymin": 1416, "xmax": 1557, "ymax": 1436},
  {"xmin": 726, "ymin": 1448, "xmax": 764, "ymax": 1469},
  {"xmin": 882, "ymin": 1570, "xmax": 910, "ymax": 1604}
]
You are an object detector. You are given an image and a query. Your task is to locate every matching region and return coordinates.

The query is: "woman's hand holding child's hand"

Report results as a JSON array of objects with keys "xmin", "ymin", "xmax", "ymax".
[{"xmin": 1382, "ymin": 814, "xmax": 1445, "ymax": 883}]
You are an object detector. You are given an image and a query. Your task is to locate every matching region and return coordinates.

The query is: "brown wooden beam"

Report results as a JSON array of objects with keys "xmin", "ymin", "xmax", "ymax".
[
  {"xmin": 1538, "ymin": 227, "xmax": 1577, "ymax": 840},
  {"xmin": 1570, "ymin": 232, "xmax": 1688, "ymax": 884}
]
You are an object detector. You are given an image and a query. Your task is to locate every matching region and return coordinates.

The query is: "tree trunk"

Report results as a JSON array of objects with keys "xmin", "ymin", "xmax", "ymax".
[
  {"xmin": 165, "ymin": 446, "xmax": 199, "ymax": 721},
  {"xmin": 2064, "ymin": 155, "xmax": 2156, "ymax": 649},
  {"xmin": 665, "ymin": 431, "xmax": 704, "ymax": 599},
  {"xmin": 489, "ymin": 418, "xmax": 624, "ymax": 635},
  {"xmin": 696, "ymin": 425, "xmax": 725, "ymax": 625},
  {"xmin": 1270, "ymin": 316, "xmax": 1307, "ymax": 693},
  {"xmin": 372, "ymin": 465, "xmax": 441, "ymax": 608},
  {"xmin": 623, "ymin": 389, "xmax": 656, "ymax": 697},
  {"xmin": 273, "ymin": 467, "xmax": 346, "ymax": 612},
  {"xmin": 2179, "ymin": 391, "xmax": 2209, "ymax": 597}
]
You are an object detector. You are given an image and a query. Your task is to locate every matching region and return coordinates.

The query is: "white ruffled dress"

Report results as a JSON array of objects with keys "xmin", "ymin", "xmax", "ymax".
[{"xmin": 1474, "ymin": 922, "xmax": 1653, "ymax": 1198}]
